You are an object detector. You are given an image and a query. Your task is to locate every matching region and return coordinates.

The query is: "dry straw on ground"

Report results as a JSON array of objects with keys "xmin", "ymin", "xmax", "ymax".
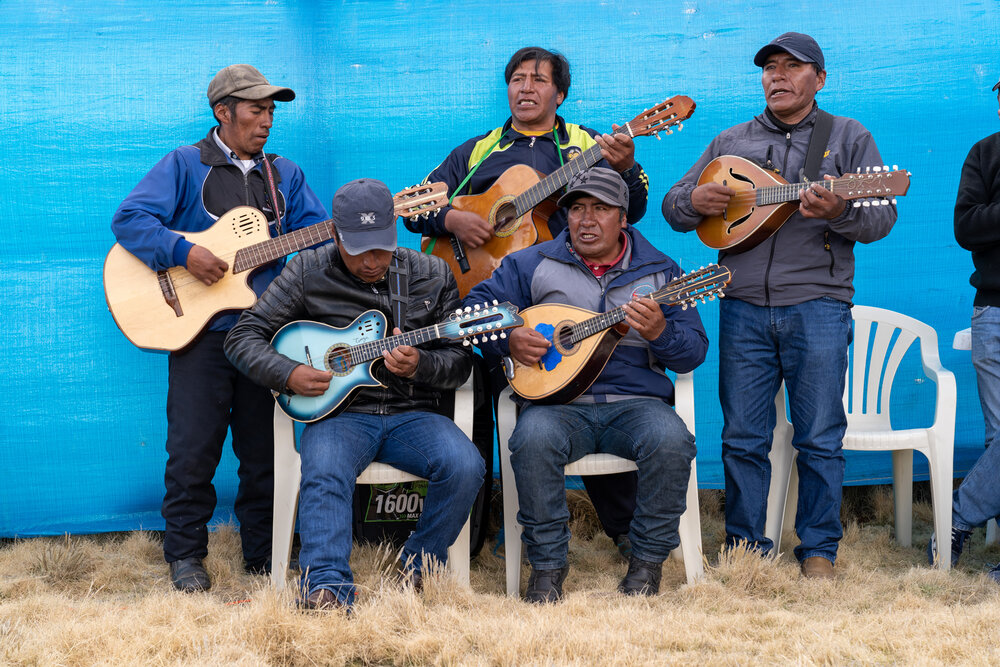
[{"xmin": 3, "ymin": 486, "xmax": 1000, "ymax": 665}]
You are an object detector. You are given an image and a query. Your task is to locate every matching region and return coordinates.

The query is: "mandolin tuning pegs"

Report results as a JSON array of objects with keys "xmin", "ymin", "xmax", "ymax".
[
  {"xmin": 857, "ymin": 167, "xmax": 862, "ymax": 173},
  {"xmin": 490, "ymin": 334, "xmax": 498, "ymax": 341},
  {"xmin": 883, "ymin": 165, "xmax": 889, "ymax": 171},
  {"xmin": 464, "ymin": 306, "xmax": 472, "ymax": 313},
  {"xmin": 873, "ymin": 166, "xmax": 882, "ymax": 173},
  {"xmin": 499, "ymin": 332, "xmax": 507, "ymax": 339},
  {"xmin": 862, "ymin": 201, "xmax": 871, "ymax": 207},
  {"xmin": 462, "ymin": 339, "xmax": 471, "ymax": 347},
  {"xmin": 891, "ymin": 198, "xmax": 897, "ymax": 205},
  {"xmin": 681, "ymin": 303, "xmax": 689, "ymax": 311},
  {"xmin": 455, "ymin": 308, "xmax": 463, "ymax": 315},
  {"xmin": 853, "ymin": 201, "xmax": 862, "ymax": 208},
  {"xmin": 677, "ymin": 123, "xmax": 683, "ymax": 132},
  {"xmin": 892, "ymin": 164, "xmax": 899, "ymax": 171},
  {"xmin": 492, "ymin": 299, "xmax": 499, "ymax": 305},
  {"xmin": 473, "ymin": 303, "xmax": 481, "ymax": 311}
]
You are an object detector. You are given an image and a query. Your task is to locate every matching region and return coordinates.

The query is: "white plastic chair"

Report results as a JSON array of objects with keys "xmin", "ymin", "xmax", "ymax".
[
  {"xmin": 498, "ymin": 372, "xmax": 704, "ymax": 596},
  {"xmin": 271, "ymin": 376, "xmax": 475, "ymax": 590},
  {"xmin": 764, "ymin": 306, "xmax": 957, "ymax": 569},
  {"xmin": 952, "ymin": 326, "xmax": 998, "ymax": 546}
]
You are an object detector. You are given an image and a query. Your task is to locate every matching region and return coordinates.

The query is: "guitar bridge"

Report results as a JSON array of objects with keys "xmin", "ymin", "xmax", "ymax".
[{"xmin": 157, "ymin": 270, "xmax": 183, "ymax": 317}]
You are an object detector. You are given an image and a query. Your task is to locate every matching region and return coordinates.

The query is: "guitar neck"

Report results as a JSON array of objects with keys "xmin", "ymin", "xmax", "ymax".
[
  {"xmin": 512, "ymin": 125, "xmax": 630, "ymax": 216},
  {"xmin": 564, "ymin": 281, "xmax": 698, "ymax": 345},
  {"xmin": 348, "ymin": 323, "xmax": 445, "ymax": 365},
  {"xmin": 758, "ymin": 175, "xmax": 883, "ymax": 206},
  {"xmin": 232, "ymin": 221, "xmax": 335, "ymax": 273}
]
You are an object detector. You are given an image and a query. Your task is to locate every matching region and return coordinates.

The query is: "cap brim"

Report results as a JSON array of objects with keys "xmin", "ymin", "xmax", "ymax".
[
  {"xmin": 993, "ymin": 80, "xmax": 1000, "ymax": 92},
  {"xmin": 231, "ymin": 84, "xmax": 295, "ymax": 102},
  {"xmin": 754, "ymin": 44, "xmax": 813, "ymax": 67},
  {"xmin": 336, "ymin": 227, "xmax": 397, "ymax": 255},
  {"xmin": 557, "ymin": 187, "xmax": 624, "ymax": 209}
]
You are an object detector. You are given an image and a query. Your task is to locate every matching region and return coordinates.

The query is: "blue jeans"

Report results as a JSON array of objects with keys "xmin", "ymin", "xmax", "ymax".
[
  {"xmin": 297, "ymin": 411, "xmax": 484, "ymax": 604},
  {"xmin": 720, "ymin": 297, "xmax": 851, "ymax": 563},
  {"xmin": 953, "ymin": 306, "xmax": 1000, "ymax": 529},
  {"xmin": 508, "ymin": 399, "xmax": 695, "ymax": 568}
]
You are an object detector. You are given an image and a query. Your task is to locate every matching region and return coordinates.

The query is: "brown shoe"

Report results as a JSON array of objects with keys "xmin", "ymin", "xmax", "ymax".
[
  {"xmin": 800, "ymin": 556, "xmax": 835, "ymax": 579},
  {"xmin": 301, "ymin": 588, "xmax": 343, "ymax": 610}
]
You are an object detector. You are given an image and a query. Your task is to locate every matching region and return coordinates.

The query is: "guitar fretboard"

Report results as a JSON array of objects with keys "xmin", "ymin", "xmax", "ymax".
[
  {"xmin": 347, "ymin": 323, "xmax": 445, "ymax": 366},
  {"xmin": 756, "ymin": 174, "xmax": 898, "ymax": 206},
  {"xmin": 232, "ymin": 222, "xmax": 335, "ymax": 273}
]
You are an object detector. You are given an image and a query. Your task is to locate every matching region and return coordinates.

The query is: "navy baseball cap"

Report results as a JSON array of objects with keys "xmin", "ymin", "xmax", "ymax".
[
  {"xmin": 754, "ymin": 32, "xmax": 825, "ymax": 70},
  {"xmin": 332, "ymin": 179, "xmax": 397, "ymax": 254},
  {"xmin": 557, "ymin": 167, "xmax": 629, "ymax": 210},
  {"xmin": 992, "ymin": 79, "xmax": 1000, "ymax": 92}
]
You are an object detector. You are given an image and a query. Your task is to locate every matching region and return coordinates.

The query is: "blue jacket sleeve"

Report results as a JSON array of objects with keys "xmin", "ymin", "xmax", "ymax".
[
  {"xmin": 647, "ymin": 301, "xmax": 709, "ymax": 374},
  {"xmin": 111, "ymin": 150, "xmax": 191, "ymax": 271},
  {"xmin": 463, "ymin": 251, "xmax": 535, "ymax": 358}
]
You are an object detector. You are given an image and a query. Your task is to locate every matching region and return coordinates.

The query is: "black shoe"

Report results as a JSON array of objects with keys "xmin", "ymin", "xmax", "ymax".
[
  {"xmin": 618, "ymin": 555, "xmax": 662, "ymax": 596},
  {"xmin": 614, "ymin": 534, "xmax": 633, "ymax": 562},
  {"xmin": 524, "ymin": 565, "xmax": 569, "ymax": 604},
  {"xmin": 169, "ymin": 557, "xmax": 211, "ymax": 592},
  {"xmin": 394, "ymin": 562, "xmax": 423, "ymax": 592},
  {"xmin": 927, "ymin": 527, "xmax": 971, "ymax": 567}
]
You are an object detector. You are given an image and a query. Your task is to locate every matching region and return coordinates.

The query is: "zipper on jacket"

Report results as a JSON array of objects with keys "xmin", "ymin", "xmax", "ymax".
[
  {"xmin": 763, "ymin": 132, "xmax": 794, "ymax": 306},
  {"xmin": 242, "ymin": 171, "xmax": 251, "ymax": 206},
  {"xmin": 823, "ymin": 230, "xmax": 834, "ymax": 277}
]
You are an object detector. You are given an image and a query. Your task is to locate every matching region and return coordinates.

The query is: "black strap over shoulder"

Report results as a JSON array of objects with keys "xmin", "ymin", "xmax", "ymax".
[
  {"xmin": 387, "ymin": 253, "xmax": 409, "ymax": 331},
  {"xmin": 802, "ymin": 109, "xmax": 833, "ymax": 181}
]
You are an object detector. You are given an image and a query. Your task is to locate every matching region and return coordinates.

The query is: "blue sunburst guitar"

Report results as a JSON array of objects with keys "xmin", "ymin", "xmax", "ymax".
[{"xmin": 271, "ymin": 300, "xmax": 523, "ymax": 422}]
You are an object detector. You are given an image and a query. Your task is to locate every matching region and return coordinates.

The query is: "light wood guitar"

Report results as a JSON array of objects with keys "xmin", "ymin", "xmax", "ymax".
[
  {"xmin": 695, "ymin": 155, "xmax": 910, "ymax": 253},
  {"xmin": 104, "ymin": 183, "xmax": 448, "ymax": 351},
  {"xmin": 272, "ymin": 301, "xmax": 523, "ymax": 422},
  {"xmin": 507, "ymin": 265, "xmax": 731, "ymax": 403},
  {"xmin": 423, "ymin": 95, "xmax": 696, "ymax": 296}
]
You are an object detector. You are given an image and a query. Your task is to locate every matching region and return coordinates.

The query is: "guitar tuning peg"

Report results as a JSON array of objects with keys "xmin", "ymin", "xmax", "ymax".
[
  {"xmin": 462, "ymin": 339, "xmax": 471, "ymax": 347},
  {"xmin": 654, "ymin": 132, "xmax": 661, "ymax": 140},
  {"xmin": 857, "ymin": 167, "xmax": 862, "ymax": 173},
  {"xmin": 892, "ymin": 164, "xmax": 899, "ymax": 171},
  {"xmin": 473, "ymin": 303, "xmax": 481, "ymax": 311},
  {"xmin": 872, "ymin": 166, "xmax": 882, "ymax": 173},
  {"xmin": 499, "ymin": 332, "xmax": 507, "ymax": 339},
  {"xmin": 464, "ymin": 306, "xmax": 472, "ymax": 313},
  {"xmin": 490, "ymin": 334, "xmax": 498, "ymax": 341},
  {"xmin": 853, "ymin": 201, "xmax": 862, "ymax": 208},
  {"xmin": 862, "ymin": 201, "xmax": 871, "ymax": 207},
  {"xmin": 681, "ymin": 303, "xmax": 689, "ymax": 311},
  {"xmin": 883, "ymin": 165, "xmax": 889, "ymax": 171},
  {"xmin": 865, "ymin": 166, "xmax": 871, "ymax": 173},
  {"xmin": 492, "ymin": 299, "xmax": 499, "ymax": 305},
  {"xmin": 891, "ymin": 198, "xmax": 897, "ymax": 205},
  {"xmin": 455, "ymin": 308, "xmax": 463, "ymax": 315}
]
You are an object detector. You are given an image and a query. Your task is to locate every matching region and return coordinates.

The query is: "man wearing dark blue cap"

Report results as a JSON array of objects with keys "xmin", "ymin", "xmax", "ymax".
[
  {"xmin": 945, "ymin": 76, "xmax": 1000, "ymax": 581},
  {"xmin": 663, "ymin": 33, "xmax": 897, "ymax": 578},
  {"xmin": 225, "ymin": 178, "xmax": 484, "ymax": 609},
  {"xmin": 468, "ymin": 167, "xmax": 708, "ymax": 601}
]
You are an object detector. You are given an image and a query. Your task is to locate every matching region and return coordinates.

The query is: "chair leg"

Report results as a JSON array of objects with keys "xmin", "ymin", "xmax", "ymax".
[
  {"xmin": 497, "ymin": 390, "xmax": 523, "ymax": 597},
  {"xmin": 927, "ymin": 444, "xmax": 954, "ymax": 571},
  {"xmin": 891, "ymin": 449, "xmax": 914, "ymax": 547},
  {"xmin": 271, "ymin": 411, "xmax": 302, "ymax": 591},
  {"xmin": 446, "ymin": 514, "xmax": 472, "ymax": 587},
  {"xmin": 988, "ymin": 519, "xmax": 999, "ymax": 546},
  {"xmin": 765, "ymin": 444, "xmax": 796, "ymax": 553},
  {"xmin": 672, "ymin": 460, "xmax": 704, "ymax": 584}
]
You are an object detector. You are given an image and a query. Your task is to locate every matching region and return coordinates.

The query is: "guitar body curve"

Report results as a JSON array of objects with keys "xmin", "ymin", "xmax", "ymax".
[
  {"xmin": 103, "ymin": 206, "xmax": 270, "ymax": 351},
  {"xmin": 695, "ymin": 155, "xmax": 798, "ymax": 253},
  {"xmin": 271, "ymin": 312, "xmax": 387, "ymax": 423},
  {"xmin": 425, "ymin": 164, "xmax": 556, "ymax": 296},
  {"xmin": 509, "ymin": 303, "xmax": 625, "ymax": 404}
]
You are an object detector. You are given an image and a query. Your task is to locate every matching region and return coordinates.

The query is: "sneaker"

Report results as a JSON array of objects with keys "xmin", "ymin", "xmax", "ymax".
[
  {"xmin": 618, "ymin": 555, "xmax": 662, "ymax": 596},
  {"xmin": 524, "ymin": 565, "xmax": 569, "ymax": 604},
  {"xmin": 927, "ymin": 527, "xmax": 971, "ymax": 567},
  {"xmin": 614, "ymin": 534, "xmax": 633, "ymax": 562},
  {"xmin": 986, "ymin": 563, "xmax": 1000, "ymax": 584}
]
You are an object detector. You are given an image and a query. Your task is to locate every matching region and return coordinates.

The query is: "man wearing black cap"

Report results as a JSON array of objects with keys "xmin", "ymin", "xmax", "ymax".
[
  {"xmin": 467, "ymin": 167, "xmax": 707, "ymax": 601},
  {"xmin": 663, "ymin": 33, "xmax": 897, "ymax": 578},
  {"xmin": 225, "ymin": 178, "xmax": 484, "ymax": 609},
  {"xmin": 111, "ymin": 64, "xmax": 328, "ymax": 592},
  {"xmin": 943, "ymin": 77, "xmax": 1000, "ymax": 580}
]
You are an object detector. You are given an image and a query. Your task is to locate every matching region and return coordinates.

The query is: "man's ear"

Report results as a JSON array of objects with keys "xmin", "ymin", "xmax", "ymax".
[{"xmin": 214, "ymin": 102, "xmax": 231, "ymax": 125}]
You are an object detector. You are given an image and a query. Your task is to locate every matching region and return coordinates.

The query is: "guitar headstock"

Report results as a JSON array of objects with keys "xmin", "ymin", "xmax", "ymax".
[
  {"xmin": 444, "ymin": 300, "xmax": 524, "ymax": 346},
  {"xmin": 393, "ymin": 182, "xmax": 449, "ymax": 221},
  {"xmin": 839, "ymin": 166, "xmax": 910, "ymax": 208},
  {"xmin": 656, "ymin": 264, "xmax": 732, "ymax": 310},
  {"xmin": 623, "ymin": 95, "xmax": 696, "ymax": 140}
]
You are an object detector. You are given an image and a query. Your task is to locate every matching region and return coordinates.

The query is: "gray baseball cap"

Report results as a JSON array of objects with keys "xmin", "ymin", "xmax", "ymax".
[
  {"xmin": 754, "ymin": 32, "xmax": 825, "ymax": 70},
  {"xmin": 332, "ymin": 179, "xmax": 397, "ymax": 254},
  {"xmin": 207, "ymin": 64, "xmax": 295, "ymax": 106},
  {"xmin": 557, "ymin": 167, "xmax": 629, "ymax": 210}
]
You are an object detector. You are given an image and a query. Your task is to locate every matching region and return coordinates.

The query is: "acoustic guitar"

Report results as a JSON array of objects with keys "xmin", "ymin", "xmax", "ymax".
[
  {"xmin": 272, "ymin": 300, "xmax": 523, "ymax": 422},
  {"xmin": 103, "ymin": 183, "xmax": 448, "ymax": 352},
  {"xmin": 506, "ymin": 265, "xmax": 731, "ymax": 404},
  {"xmin": 695, "ymin": 155, "xmax": 910, "ymax": 253},
  {"xmin": 422, "ymin": 95, "xmax": 696, "ymax": 296}
]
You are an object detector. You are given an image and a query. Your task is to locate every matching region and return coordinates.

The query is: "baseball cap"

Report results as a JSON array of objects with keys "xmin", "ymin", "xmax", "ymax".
[
  {"xmin": 992, "ymin": 79, "xmax": 1000, "ymax": 92},
  {"xmin": 332, "ymin": 179, "xmax": 397, "ymax": 254},
  {"xmin": 754, "ymin": 32, "xmax": 825, "ymax": 70},
  {"xmin": 557, "ymin": 167, "xmax": 629, "ymax": 210},
  {"xmin": 207, "ymin": 64, "xmax": 295, "ymax": 106}
]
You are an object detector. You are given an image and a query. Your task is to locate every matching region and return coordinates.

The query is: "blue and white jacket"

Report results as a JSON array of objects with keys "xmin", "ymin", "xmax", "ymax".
[{"xmin": 465, "ymin": 226, "xmax": 708, "ymax": 405}]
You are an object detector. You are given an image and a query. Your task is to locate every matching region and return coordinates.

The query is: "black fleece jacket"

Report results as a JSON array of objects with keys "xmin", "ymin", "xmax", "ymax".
[{"xmin": 955, "ymin": 131, "xmax": 1000, "ymax": 306}]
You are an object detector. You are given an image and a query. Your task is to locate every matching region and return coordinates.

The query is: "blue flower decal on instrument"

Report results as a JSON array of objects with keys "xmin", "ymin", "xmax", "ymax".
[{"xmin": 535, "ymin": 322, "xmax": 563, "ymax": 371}]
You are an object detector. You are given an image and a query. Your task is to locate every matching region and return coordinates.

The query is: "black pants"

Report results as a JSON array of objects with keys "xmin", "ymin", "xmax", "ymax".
[{"xmin": 162, "ymin": 332, "xmax": 273, "ymax": 567}]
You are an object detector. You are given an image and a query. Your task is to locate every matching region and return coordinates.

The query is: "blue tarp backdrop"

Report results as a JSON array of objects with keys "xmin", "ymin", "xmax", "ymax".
[{"xmin": 2, "ymin": 0, "xmax": 997, "ymax": 536}]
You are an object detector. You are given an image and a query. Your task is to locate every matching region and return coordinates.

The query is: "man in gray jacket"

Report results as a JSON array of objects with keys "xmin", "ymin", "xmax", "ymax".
[
  {"xmin": 225, "ymin": 179, "xmax": 484, "ymax": 609},
  {"xmin": 662, "ymin": 33, "xmax": 896, "ymax": 578}
]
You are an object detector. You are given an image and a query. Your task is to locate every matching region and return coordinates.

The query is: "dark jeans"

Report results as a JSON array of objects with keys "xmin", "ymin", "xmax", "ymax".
[{"xmin": 163, "ymin": 331, "xmax": 274, "ymax": 567}]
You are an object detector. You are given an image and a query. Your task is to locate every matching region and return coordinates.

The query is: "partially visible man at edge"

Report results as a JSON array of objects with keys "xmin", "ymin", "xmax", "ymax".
[
  {"xmin": 111, "ymin": 64, "xmax": 328, "ymax": 592},
  {"xmin": 663, "ymin": 33, "xmax": 896, "ymax": 579},
  {"xmin": 407, "ymin": 46, "xmax": 651, "ymax": 555}
]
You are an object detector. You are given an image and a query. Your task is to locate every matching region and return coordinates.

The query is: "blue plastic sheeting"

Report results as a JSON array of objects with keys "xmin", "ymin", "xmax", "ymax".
[{"xmin": 2, "ymin": 0, "xmax": 997, "ymax": 536}]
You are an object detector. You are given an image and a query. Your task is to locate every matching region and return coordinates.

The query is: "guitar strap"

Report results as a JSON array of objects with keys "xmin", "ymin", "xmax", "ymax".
[
  {"xmin": 259, "ymin": 154, "xmax": 284, "ymax": 235},
  {"xmin": 387, "ymin": 253, "xmax": 409, "ymax": 331},
  {"xmin": 802, "ymin": 109, "xmax": 833, "ymax": 182}
]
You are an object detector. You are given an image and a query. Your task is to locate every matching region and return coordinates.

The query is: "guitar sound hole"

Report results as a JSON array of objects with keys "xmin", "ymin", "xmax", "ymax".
[
  {"xmin": 554, "ymin": 322, "xmax": 576, "ymax": 355},
  {"xmin": 494, "ymin": 201, "xmax": 518, "ymax": 234},
  {"xmin": 325, "ymin": 344, "xmax": 353, "ymax": 377}
]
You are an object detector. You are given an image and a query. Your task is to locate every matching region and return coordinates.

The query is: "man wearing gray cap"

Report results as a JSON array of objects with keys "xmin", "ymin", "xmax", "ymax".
[
  {"xmin": 663, "ymin": 33, "xmax": 897, "ymax": 578},
  {"xmin": 467, "ymin": 167, "xmax": 708, "ymax": 601},
  {"xmin": 943, "ymin": 76, "xmax": 1000, "ymax": 580},
  {"xmin": 225, "ymin": 179, "xmax": 484, "ymax": 610},
  {"xmin": 111, "ymin": 64, "xmax": 327, "ymax": 592}
]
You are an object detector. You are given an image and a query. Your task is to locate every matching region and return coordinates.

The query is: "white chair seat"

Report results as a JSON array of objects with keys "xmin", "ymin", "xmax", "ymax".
[
  {"xmin": 499, "ymin": 372, "xmax": 704, "ymax": 597},
  {"xmin": 271, "ymin": 376, "xmax": 475, "ymax": 590},
  {"xmin": 764, "ymin": 306, "xmax": 956, "ymax": 568}
]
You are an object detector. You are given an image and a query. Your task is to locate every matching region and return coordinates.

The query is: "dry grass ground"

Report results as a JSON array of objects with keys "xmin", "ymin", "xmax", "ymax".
[{"xmin": 3, "ymin": 486, "xmax": 1000, "ymax": 665}]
